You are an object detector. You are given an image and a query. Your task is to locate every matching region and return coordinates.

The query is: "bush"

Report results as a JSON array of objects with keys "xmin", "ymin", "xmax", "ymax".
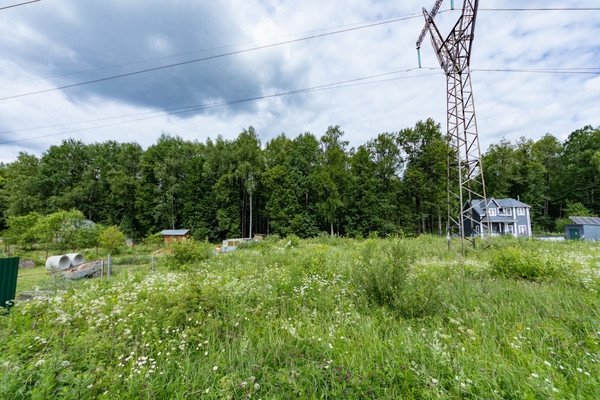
[
  {"xmin": 489, "ymin": 245, "xmax": 560, "ymax": 281},
  {"xmin": 264, "ymin": 234, "xmax": 281, "ymax": 243},
  {"xmin": 99, "ymin": 226, "xmax": 126, "ymax": 254},
  {"xmin": 352, "ymin": 238, "xmax": 444, "ymax": 318},
  {"xmin": 285, "ymin": 234, "xmax": 300, "ymax": 247},
  {"xmin": 144, "ymin": 232, "xmax": 164, "ymax": 247},
  {"xmin": 165, "ymin": 240, "xmax": 213, "ymax": 271}
]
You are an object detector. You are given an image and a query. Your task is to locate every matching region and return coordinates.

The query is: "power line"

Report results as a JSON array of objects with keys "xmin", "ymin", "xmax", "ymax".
[
  {"xmin": 472, "ymin": 68, "xmax": 600, "ymax": 75},
  {"xmin": 3, "ymin": 14, "xmax": 419, "ymax": 88},
  {"xmin": 0, "ymin": 69, "xmax": 438, "ymax": 144},
  {"xmin": 0, "ymin": 14, "xmax": 421, "ymax": 102},
  {"xmin": 1, "ymin": 66, "xmax": 598, "ymax": 145},
  {"xmin": 2, "ymin": 6, "xmax": 596, "ymax": 101},
  {"xmin": 0, "ymin": 0, "xmax": 40, "ymax": 11},
  {"xmin": 480, "ymin": 8, "xmax": 600, "ymax": 12}
]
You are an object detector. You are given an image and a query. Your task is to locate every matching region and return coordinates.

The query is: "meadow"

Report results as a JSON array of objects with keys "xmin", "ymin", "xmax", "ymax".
[{"xmin": 1, "ymin": 235, "xmax": 600, "ymax": 399}]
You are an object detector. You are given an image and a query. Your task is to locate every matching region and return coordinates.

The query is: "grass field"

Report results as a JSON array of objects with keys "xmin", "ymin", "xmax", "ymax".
[{"xmin": 1, "ymin": 235, "xmax": 600, "ymax": 399}]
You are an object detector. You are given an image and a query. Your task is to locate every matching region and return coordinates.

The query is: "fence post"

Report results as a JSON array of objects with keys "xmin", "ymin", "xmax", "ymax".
[
  {"xmin": 107, "ymin": 254, "xmax": 111, "ymax": 279},
  {"xmin": 152, "ymin": 254, "xmax": 155, "ymax": 272},
  {"xmin": 101, "ymin": 259, "xmax": 104, "ymax": 283}
]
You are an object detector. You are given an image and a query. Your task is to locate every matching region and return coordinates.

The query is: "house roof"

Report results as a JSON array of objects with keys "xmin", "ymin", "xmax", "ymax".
[
  {"xmin": 494, "ymin": 198, "xmax": 530, "ymax": 208},
  {"xmin": 160, "ymin": 229, "xmax": 190, "ymax": 236},
  {"xmin": 469, "ymin": 197, "xmax": 530, "ymax": 216},
  {"xmin": 569, "ymin": 216, "xmax": 600, "ymax": 226}
]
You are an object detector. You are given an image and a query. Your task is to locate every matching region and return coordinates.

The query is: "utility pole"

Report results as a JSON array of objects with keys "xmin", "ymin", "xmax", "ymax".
[
  {"xmin": 247, "ymin": 174, "xmax": 255, "ymax": 239},
  {"xmin": 416, "ymin": 0, "xmax": 489, "ymax": 255}
]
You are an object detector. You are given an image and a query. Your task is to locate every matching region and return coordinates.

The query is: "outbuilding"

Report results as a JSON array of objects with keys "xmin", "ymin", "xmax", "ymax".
[
  {"xmin": 160, "ymin": 229, "xmax": 191, "ymax": 244},
  {"xmin": 565, "ymin": 217, "xmax": 600, "ymax": 241}
]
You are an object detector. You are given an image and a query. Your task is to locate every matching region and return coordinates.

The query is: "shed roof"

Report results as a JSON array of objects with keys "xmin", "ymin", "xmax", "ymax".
[
  {"xmin": 160, "ymin": 229, "xmax": 190, "ymax": 236},
  {"xmin": 569, "ymin": 217, "xmax": 600, "ymax": 226}
]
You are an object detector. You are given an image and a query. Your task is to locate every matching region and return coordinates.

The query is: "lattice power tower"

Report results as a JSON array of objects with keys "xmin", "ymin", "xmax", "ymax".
[{"xmin": 416, "ymin": 0, "xmax": 489, "ymax": 254}]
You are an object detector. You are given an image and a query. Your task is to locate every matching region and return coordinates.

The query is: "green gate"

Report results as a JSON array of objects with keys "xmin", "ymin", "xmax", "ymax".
[{"xmin": 0, "ymin": 257, "xmax": 19, "ymax": 310}]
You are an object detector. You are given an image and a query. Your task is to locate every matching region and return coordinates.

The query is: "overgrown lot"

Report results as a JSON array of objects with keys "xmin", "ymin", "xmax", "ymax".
[{"xmin": 2, "ymin": 236, "xmax": 600, "ymax": 399}]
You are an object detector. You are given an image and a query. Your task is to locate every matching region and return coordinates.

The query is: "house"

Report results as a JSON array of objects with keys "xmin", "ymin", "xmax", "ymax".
[
  {"xmin": 565, "ymin": 217, "xmax": 600, "ymax": 241},
  {"xmin": 463, "ymin": 198, "xmax": 532, "ymax": 238},
  {"xmin": 160, "ymin": 229, "xmax": 191, "ymax": 244}
]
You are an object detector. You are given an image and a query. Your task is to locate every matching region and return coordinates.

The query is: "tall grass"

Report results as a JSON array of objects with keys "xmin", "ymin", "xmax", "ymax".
[{"xmin": 1, "ymin": 236, "xmax": 599, "ymax": 398}]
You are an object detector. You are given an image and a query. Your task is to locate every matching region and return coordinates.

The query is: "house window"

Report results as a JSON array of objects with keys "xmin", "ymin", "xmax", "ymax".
[
  {"xmin": 517, "ymin": 207, "xmax": 525, "ymax": 216},
  {"xmin": 505, "ymin": 208, "xmax": 512, "ymax": 216},
  {"xmin": 488, "ymin": 208, "xmax": 497, "ymax": 216},
  {"xmin": 518, "ymin": 225, "xmax": 527, "ymax": 235}
]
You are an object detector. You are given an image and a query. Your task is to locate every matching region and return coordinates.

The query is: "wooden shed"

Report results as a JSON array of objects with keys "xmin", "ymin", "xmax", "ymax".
[{"xmin": 160, "ymin": 229, "xmax": 191, "ymax": 244}]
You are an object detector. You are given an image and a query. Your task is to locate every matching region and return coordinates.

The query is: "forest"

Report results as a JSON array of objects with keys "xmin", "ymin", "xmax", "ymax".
[{"xmin": 0, "ymin": 119, "xmax": 599, "ymax": 242}]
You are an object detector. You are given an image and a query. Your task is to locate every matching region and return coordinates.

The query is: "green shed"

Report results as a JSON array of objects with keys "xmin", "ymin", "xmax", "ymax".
[{"xmin": 0, "ymin": 257, "xmax": 19, "ymax": 310}]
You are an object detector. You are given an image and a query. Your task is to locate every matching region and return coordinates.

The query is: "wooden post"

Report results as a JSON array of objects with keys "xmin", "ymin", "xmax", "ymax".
[
  {"xmin": 107, "ymin": 254, "xmax": 111, "ymax": 279},
  {"xmin": 152, "ymin": 254, "xmax": 155, "ymax": 272}
]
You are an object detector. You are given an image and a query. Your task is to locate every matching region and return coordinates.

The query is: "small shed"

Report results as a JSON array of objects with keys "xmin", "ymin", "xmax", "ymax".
[
  {"xmin": 161, "ymin": 229, "xmax": 191, "ymax": 244},
  {"xmin": 565, "ymin": 217, "xmax": 600, "ymax": 241}
]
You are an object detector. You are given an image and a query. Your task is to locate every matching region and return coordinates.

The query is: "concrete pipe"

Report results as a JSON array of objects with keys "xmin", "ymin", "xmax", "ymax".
[
  {"xmin": 45, "ymin": 255, "xmax": 71, "ymax": 271},
  {"xmin": 66, "ymin": 253, "xmax": 84, "ymax": 267}
]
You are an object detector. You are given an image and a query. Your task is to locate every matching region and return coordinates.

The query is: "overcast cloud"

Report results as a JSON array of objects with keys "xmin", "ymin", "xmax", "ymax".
[{"xmin": 0, "ymin": 0, "xmax": 599, "ymax": 163}]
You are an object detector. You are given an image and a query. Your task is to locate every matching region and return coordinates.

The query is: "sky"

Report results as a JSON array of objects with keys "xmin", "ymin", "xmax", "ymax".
[{"xmin": 1, "ymin": 0, "xmax": 599, "ymax": 163}]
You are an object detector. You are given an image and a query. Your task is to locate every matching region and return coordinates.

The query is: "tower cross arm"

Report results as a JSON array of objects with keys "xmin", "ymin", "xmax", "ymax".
[{"xmin": 416, "ymin": 0, "xmax": 445, "ymax": 49}]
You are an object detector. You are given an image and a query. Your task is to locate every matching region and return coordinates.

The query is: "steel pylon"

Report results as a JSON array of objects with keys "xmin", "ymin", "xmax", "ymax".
[{"xmin": 417, "ymin": 0, "xmax": 489, "ymax": 255}]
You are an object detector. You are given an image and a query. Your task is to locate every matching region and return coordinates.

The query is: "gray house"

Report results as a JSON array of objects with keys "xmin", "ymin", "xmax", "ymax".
[
  {"xmin": 464, "ymin": 198, "xmax": 532, "ymax": 238},
  {"xmin": 565, "ymin": 217, "xmax": 600, "ymax": 241}
]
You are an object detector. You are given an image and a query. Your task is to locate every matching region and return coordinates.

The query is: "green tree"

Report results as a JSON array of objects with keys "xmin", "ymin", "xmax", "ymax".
[
  {"xmin": 1, "ymin": 152, "xmax": 42, "ymax": 218},
  {"xmin": 99, "ymin": 225, "xmax": 126, "ymax": 254},
  {"xmin": 398, "ymin": 119, "xmax": 447, "ymax": 235},
  {"xmin": 315, "ymin": 126, "xmax": 349, "ymax": 235},
  {"xmin": 136, "ymin": 133, "xmax": 196, "ymax": 236},
  {"xmin": 367, "ymin": 132, "xmax": 403, "ymax": 235},
  {"xmin": 560, "ymin": 126, "xmax": 600, "ymax": 215},
  {"xmin": 181, "ymin": 150, "xmax": 219, "ymax": 241},
  {"xmin": 34, "ymin": 209, "xmax": 87, "ymax": 252},
  {"xmin": 346, "ymin": 145, "xmax": 381, "ymax": 237},
  {"xmin": 481, "ymin": 138, "xmax": 516, "ymax": 198},
  {"xmin": 204, "ymin": 136, "xmax": 240, "ymax": 239},
  {"xmin": 4, "ymin": 212, "xmax": 42, "ymax": 250},
  {"xmin": 89, "ymin": 141, "xmax": 143, "ymax": 237},
  {"xmin": 37, "ymin": 139, "xmax": 93, "ymax": 214},
  {"xmin": 231, "ymin": 127, "xmax": 264, "ymax": 238},
  {"xmin": 263, "ymin": 132, "xmax": 321, "ymax": 237},
  {"xmin": 555, "ymin": 201, "xmax": 596, "ymax": 233},
  {"xmin": 263, "ymin": 133, "xmax": 297, "ymax": 236},
  {"xmin": 531, "ymin": 134, "xmax": 563, "ymax": 231}
]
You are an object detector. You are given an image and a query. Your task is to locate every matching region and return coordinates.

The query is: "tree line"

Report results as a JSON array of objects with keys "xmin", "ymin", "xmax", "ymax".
[{"xmin": 0, "ymin": 120, "xmax": 598, "ymax": 242}]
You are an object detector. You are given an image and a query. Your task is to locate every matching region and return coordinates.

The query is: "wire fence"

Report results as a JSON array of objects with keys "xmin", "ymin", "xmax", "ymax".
[{"xmin": 16, "ymin": 253, "xmax": 168, "ymax": 295}]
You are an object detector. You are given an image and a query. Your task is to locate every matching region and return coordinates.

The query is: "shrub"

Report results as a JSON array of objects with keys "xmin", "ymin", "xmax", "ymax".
[
  {"xmin": 144, "ymin": 232, "xmax": 164, "ymax": 247},
  {"xmin": 165, "ymin": 239, "xmax": 213, "ymax": 271},
  {"xmin": 285, "ymin": 234, "xmax": 300, "ymax": 247},
  {"xmin": 264, "ymin": 234, "xmax": 281, "ymax": 243},
  {"xmin": 352, "ymin": 238, "xmax": 445, "ymax": 318},
  {"xmin": 353, "ymin": 239, "xmax": 410, "ymax": 311},
  {"xmin": 489, "ymin": 245, "xmax": 560, "ymax": 281},
  {"xmin": 99, "ymin": 225, "xmax": 126, "ymax": 254}
]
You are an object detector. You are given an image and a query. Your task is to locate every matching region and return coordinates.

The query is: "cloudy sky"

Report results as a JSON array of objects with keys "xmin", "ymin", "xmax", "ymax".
[{"xmin": 1, "ymin": 0, "xmax": 599, "ymax": 163}]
